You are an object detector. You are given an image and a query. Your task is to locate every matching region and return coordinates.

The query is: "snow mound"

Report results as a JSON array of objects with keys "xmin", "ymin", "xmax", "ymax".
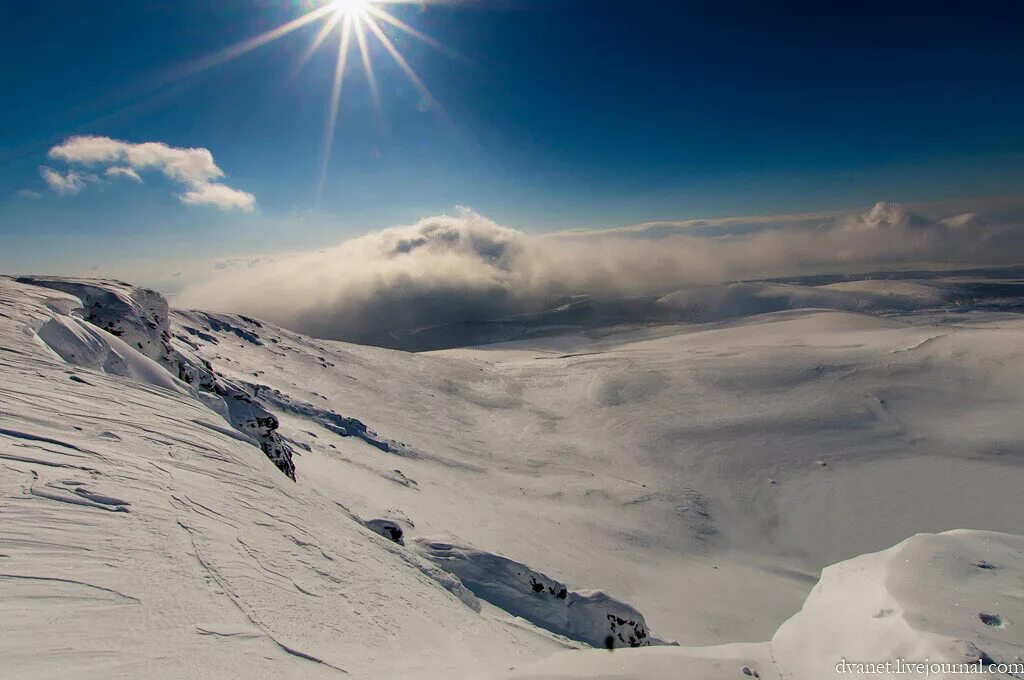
[
  {"xmin": 412, "ymin": 538, "xmax": 672, "ymax": 649},
  {"xmin": 16, "ymin": 275, "xmax": 179, "ymax": 363},
  {"xmin": 657, "ymin": 281, "xmax": 940, "ymax": 321},
  {"xmin": 822, "ymin": 279, "xmax": 950, "ymax": 301},
  {"xmin": 6, "ymin": 276, "xmax": 189, "ymax": 394},
  {"xmin": 509, "ymin": 530, "xmax": 1024, "ymax": 679},
  {"xmin": 772, "ymin": 529, "xmax": 1024, "ymax": 679}
]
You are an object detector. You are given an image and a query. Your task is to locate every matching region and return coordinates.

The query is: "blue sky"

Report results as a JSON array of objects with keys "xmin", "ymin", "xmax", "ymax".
[{"xmin": 2, "ymin": 0, "xmax": 1023, "ymax": 277}]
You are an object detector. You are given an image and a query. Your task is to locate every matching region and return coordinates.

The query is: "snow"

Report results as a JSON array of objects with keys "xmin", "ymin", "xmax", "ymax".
[
  {"xmin": 35, "ymin": 310, "xmax": 189, "ymax": 394},
  {"xmin": 2, "ymin": 273, "xmax": 1023, "ymax": 678},
  {"xmin": 0, "ymin": 277, "xmax": 560, "ymax": 679}
]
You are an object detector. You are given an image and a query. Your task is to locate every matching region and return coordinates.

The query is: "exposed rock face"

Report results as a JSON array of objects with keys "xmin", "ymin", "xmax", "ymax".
[
  {"xmin": 243, "ymin": 381, "xmax": 418, "ymax": 458},
  {"xmin": 15, "ymin": 276, "xmax": 296, "ymax": 480},
  {"xmin": 218, "ymin": 385, "xmax": 295, "ymax": 480}
]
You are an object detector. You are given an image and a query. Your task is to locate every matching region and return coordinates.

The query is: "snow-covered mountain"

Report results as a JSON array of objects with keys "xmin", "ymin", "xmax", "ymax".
[{"xmin": 1, "ymin": 274, "xmax": 1023, "ymax": 678}]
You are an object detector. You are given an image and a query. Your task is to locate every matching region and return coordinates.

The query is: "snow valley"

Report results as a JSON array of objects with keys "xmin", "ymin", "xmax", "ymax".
[{"xmin": 1, "ymin": 271, "xmax": 1023, "ymax": 679}]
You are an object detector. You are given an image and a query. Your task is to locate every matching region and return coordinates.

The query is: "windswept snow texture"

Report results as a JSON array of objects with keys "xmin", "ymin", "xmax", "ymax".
[
  {"xmin": 0, "ymin": 276, "xmax": 563, "ymax": 679},
  {"xmin": 412, "ymin": 538, "xmax": 670, "ymax": 649},
  {"xmin": 509, "ymin": 530, "xmax": 1024, "ymax": 680}
]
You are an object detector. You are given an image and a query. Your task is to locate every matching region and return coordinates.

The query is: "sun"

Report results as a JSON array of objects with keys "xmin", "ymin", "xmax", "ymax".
[
  {"xmin": 330, "ymin": 0, "xmax": 373, "ymax": 16},
  {"xmin": 293, "ymin": 0, "xmax": 454, "ymax": 197},
  {"xmin": 162, "ymin": 0, "xmax": 452, "ymax": 200},
  {"xmin": 291, "ymin": 0, "xmax": 453, "ymax": 197}
]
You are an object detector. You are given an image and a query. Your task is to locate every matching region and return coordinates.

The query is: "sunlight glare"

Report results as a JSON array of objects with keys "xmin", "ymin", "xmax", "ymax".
[
  {"xmin": 298, "ymin": 0, "xmax": 449, "ymax": 201},
  {"xmin": 161, "ymin": 0, "xmax": 452, "ymax": 203},
  {"xmin": 330, "ymin": 0, "xmax": 372, "ymax": 18}
]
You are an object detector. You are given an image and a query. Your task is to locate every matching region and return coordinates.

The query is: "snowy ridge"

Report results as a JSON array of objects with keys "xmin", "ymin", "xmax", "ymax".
[
  {"xmin": 272, "ymin": 269, "xmax": 1024, "ymax": 351},
  {"xmin": 656, "ymin": 277, "xmax": 1024, "ymax": 324}
]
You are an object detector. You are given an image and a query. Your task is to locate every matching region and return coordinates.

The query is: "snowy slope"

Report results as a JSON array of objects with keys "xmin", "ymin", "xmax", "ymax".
[
  {"xmin": 0, "ymin": 277, "xmax": 566, "ymax": 679},
  {"xmin": 2, "ymin": 274, "xmax": 1024, "ymax": 678},
  {"xmin": 149, "ymin": 279, "xmax": 1024, "ymax": 642}
]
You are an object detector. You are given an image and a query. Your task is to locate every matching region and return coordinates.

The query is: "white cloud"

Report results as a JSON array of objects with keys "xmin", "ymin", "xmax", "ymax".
[
  {"xmin": 180, "ymin": 182, "xmax": 255, "ymax": 212},
  {"xmin": 49, "ymin": 136, "xmax": 222, "ymax": 184},
  {"xmin": 940, "ymin": 212, "xmax": 984, "ymax": 230},
  {"xmin": 105, "ymin": 166, "xmax": 142, "ymax": 183},
  {"xmin": 44, "ymin": 135, "xmax": 254, "ymax": 211},
  {"xmin": 17, "ymin": 189, "xmax": 42, "ymax": 200},
  {"xmin": 39, "ymin": 166, "xmax": 98, "ymax": 194},
  {"xmin": 176, "ymin": 202, "xmax": 1024, "ymax": 344}
]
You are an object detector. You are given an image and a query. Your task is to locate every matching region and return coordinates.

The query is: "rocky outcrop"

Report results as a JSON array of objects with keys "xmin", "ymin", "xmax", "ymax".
[
  {"xmin": 15, "ymin": 276, "xmax": 296, "ymax": 480},
  {"xmin": 365, "ymin": 519, "xmax": 405, "ymax": 545},
  {"xmin": 411, "ymin": 538, "xmax": 672, "ymax": 649}
]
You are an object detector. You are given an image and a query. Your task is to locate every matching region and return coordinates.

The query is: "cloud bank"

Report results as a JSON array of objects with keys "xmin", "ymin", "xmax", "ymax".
[
  {"xmin": 42, "ymin": 136, "xmax": 255, "ymax": 211},
  {"xmin": 176, "ymin": 202, "xmax": 1024, "ymax": 344}
]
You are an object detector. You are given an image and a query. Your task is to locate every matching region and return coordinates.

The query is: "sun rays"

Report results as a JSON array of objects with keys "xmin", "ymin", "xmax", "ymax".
[
  {"xmin": 295, "ymin": 0, "xmax": 453, "ymax": 198},
  {"xmin": 167, "ymin": 0, "xmax": 452, "ymax": 200}
]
